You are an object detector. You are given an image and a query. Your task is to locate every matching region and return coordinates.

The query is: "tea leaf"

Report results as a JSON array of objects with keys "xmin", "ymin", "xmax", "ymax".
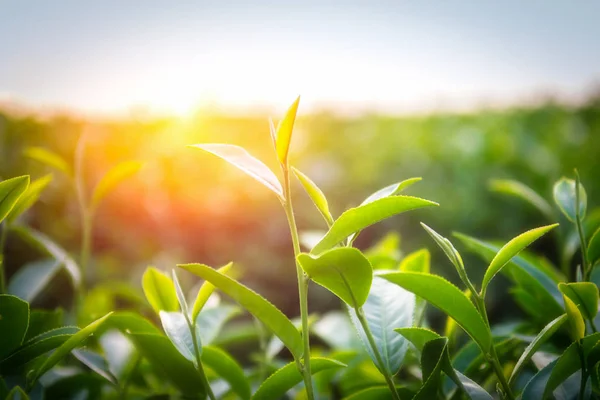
[
  {"xmin": 562, "ymin": 294, "xmax": 585, "ymax": 340},
  {"xmin": 202, "ymin": 346, "xmax": 250, "ymax": 400},
  {"xmin": 159, "ymin": 311, "xmax": 201, "ymax": 364},
  {"xmin": 0, "ymin": 295, "xmax": 29, "ymax": 360},
  {"xmin": 171, "ymin": 270, "xmax": 189, "ymax": 317},
  {"xmin": 414, "ymin": 338, "xmax": 447, "ymax": 400},
  {"xmin": 191, "ymin": 262, "xmax": 233, "ymax": 323},
  {"xmin": 297, "ymin": 247, "xmax": 372, "ymax": 308},
  {"xmin": 195, "ymin": 305, "xmax": 240, "ymax": 345},
  {"xmin": 312, "ymin": 196, "xmax": 438, "ymax": 255},
  {"xmin": 72, "ymin": 349, "xmax": 118, "ymax": 385},
  {"xmin": 98, "ymin": 330, "xmax": 136, "ymax": 380},
  {"xmin": 25, "ymin": 309, "xmax": 64, "ymax": 341},
  {"xmin": 179, "ymin": 263, "xmax": 303, "ymax": 359},
  {"xmin": 360, "ymin": 178, "xmax": 422, "ymax": 206},
  {"xmin": 142, "ymin": 267, "xmax": 179, "ymax": 314},
  {"xmin": 28, "ymin": 312, "xmax": 113, "ymax": 386},
  {"xmin": 5, "ymin": 386, "xmax": 29, "ymax": 400},
  {"xmin": 508, "ymin": 314, "xmax": 567, "ymax": 386},
  {"xmin": 252, "ymin": 357, "xmax": 346, "ymax": 400},
  {"xmin": 553, "ymin": 177, "xmax": 587, "ymax": 222},
  {"xmin": 91, "ymin": 160, "xmax": 143, "ymax": 212},
  {"xmin": 489, "ymin": 179, "xmax": 554, "ymax": 220},
  {"xmin": 7, "ymin": 259, "xmax": 62, "ymax": 303},
  {"xmin": 398, "ymin": 248, "xmax": 430, "ymax": 273},
  {"xmin": 7, "ymin": 174, "xmax": 53, "ymax": 223},
  {"xmin": 559, "ymin": 282, "xmax": 599, "ymax": 321},
  {"xmin": 588, "ymin": 226, "xmax": 600, "ymax": 268},
  {"xmin": 349, "ymin": 276, "xmax": 415, "ymax": 375},
  {"xmin": 395, "ymin": 327, "xmax": 441, "ymax": 352},
  {"xmin": 24, "ymin": 147, "xmax": 71, "ymax": 177},
  {"xmin": 344, "ymin": 386, "xmax": 404, "ymax": 400},
  {"xmin": 292, "ymin": 166, "xmax": 333, "ymax": 226},
  {"xmin": 0, "ymin": 176, "xmax": 30, "ymax": 223},
  {"xmin": 480, "ymin": 224, "xmax": 558, "ymax": 296},
  {"xmin": 380, "ymin": 272, "xmax": 491, "ymax": 351},
  {"xmin": 189, "ymin": 144, "xmax": 283, "ymax": 199},
  {"xmin": 274, "ymin": 96, "xmax": 300, "ymax": 165},
  {"xmin": 421, "ymin": 223, "xmax": 467, "ymax": 281},
  {"xmin": 0, "ymin": 329, "xmax": 74, "ymax": 373}
]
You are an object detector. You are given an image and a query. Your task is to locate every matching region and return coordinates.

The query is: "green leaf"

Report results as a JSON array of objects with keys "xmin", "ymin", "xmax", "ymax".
[
  {"xmin": 25, "ymin": 309, "xmax": 64, "ymax": 341},
  {"xmin": 395, "ymin": 327, "xmax": 441, "ymax": 352},
  {"xmin": 553, "ymin": 177, "xmax": 587, "ymax": 222},
  {"xmin": 508, "ymin": 314, "xmax": 567, "ymax": 386},
  {"xmin": 105, "ymin": 311, "xmax": 162, "ymax": 335},
  {"xmin": 159, "ymin": 311, "xmax": 201, "ymax": 364},
  {"xmin": 292, "ymin": 166, "xmax": 333, "ymax": 226},
  {"xmin": 413, "ymin": 338, "xmax": 447, "ymax": 400},
  {"xmin": 24, "ymin": 147, "xmax": 71, "ymax": 177},
  {"xmin": 8, "ymin": 259, "xmax": 61, "ymax": 303},
  {"xmin": 91, "ymin": 160, "xmax": 142, "ymax": 211},
  {"xmin": 189, "ymin": 143, "xmax": 283, "ymax": 199},
  {"xmin": 72, "ymin": 349, "xmax": 118, "ymax": 385},
  {"xmin": 98, "ymin": 330, "xmax": 136, "ymax": 380},
  {"xmin": 11, "ymin": 225, "xmax": 81, "ymax": 289},
  {"xmin": 311, "ymin": 311, "xmax": 362, "ymax": 351},
  {"xmin": 297, "ymin": 247, "xmax": 372, "ymax": 308},
  {"xmin": 191, "ymin": 262, "xmax": 232, "ymax": 323},
  {"xmin": 28, "ymin": 312, "xmax": 113, "ymax": 387},
  {"xmin": 252, "ymin": 357, "xmax": 346, "ymax": 400},
  {"xmin": 559, "ymin": 282, "xmax": 599, "ymax": 321},
  {"xmin": 0, "ymin": 176, "xmax": 30, "ymax": 223},
  {"xmin": 171, "ymin": 270, "xmax": 189, "ymax": 317},
  {"xmin": 348, "ymin": 276, "xmax": 415, "ymax": 375},
  {"xmin": 480, "ymin": 224, "xmax": 558, "ymax": 296},
  {"xmin": 274, "ymin": 96, "xmax": 300, "ymax": 165},
  {"xmin": 360, "ymin": 178, "xmax": 422, "ymax": 206},
  {"xmin": 312, "ymin": 196, "xmax": 438, "ymax": 255},
  {"xmin": 4, "ymin": 386, "xmax": 29, "ymax": 400},
  {"xmin": 588, "ymin": 226, "xmax": 600, "ymax": 268},
  {"xmin": 142, "ymin": 266, "xmax": 179, "ymax": 314},
  {"xmin": 343, "ymin": 386, "xmax": 409, "ymax": 400},
  {"xmin": 562, "ymin": 293, "xmax": 585, "ymax": 341},
  {"xmin": 489, "ymin": 179, "xmax": 554, "ymax": 220},
  {"xmin": 398, "ymin": 249, "xmax": 430, "ymax": 273},
  {"xmin": 380, "ymin": 272, "xmax": 491, "ymax": 352},
  {"xmin": 7, "ymin": 174, "xmax": 53, "ymax": 223},
  {"xmin": 127, "ymin": 332, "xmax": 206, "ymax": 396},
  {"xmin": 202, "ymin": 346, "xmax": 250, "ymax": 400},
  {"xmin": 421, "ymin": 223, "xmax": 467, "ymax": 281},
  {"xmin": 179, "ymin": 263, "xmax": 303, "ymax": 359},
  {"xmin": 0, "ymin": 295, "xmax": 29, "ymax": 359},
  {"xmin": 196, "ymin": 304, "xmax": 240, "ymax": 345}
]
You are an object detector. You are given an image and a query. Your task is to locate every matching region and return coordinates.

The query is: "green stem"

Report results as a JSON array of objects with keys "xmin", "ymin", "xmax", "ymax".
[
  {"xmin": 189, "ymin": 320, "xmax": 216, "ymax": 400},
  {"xmin": 356, "ymin": 307, "xmax": 401, "ymax": 400},
  {"xmin": 575, "ymin": 172, "xmax": 591, "ymax": 281},
  {"xmin": 578, "ymin": 341, "xmax": 587, "ymax": 400},
  {"xmin": 0, "ymin": 222, "xmax": 7, "ymax": 293},
  {"xmin": 282, "ymin": 166, "xmax": 315, "ymax": 400},
  {"xmin": 80, "ymin": 211, "xmax": 92, "ymax": 288}
]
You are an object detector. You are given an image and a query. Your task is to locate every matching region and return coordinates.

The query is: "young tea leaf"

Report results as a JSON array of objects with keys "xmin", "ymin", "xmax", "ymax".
[
  {"xmin": 292, "ymin": 166, "xmax": 333, "ymax": 226},
  {"xmin": 413, "ymin": 338, "xmax": 447, "ymax": 400},
  {"xmin": 159, "ymin": 311, "xmax": 202, "ymax": 364},
  {"xmin": 274, "ymin": 96, "xmax": 300, "ymax": 165},
  {"xmin": 178, "ymin": 263, "xmax": 303, "ymax": 359},
  {"xmin": 189, "ymin": 143, "xmax": 283, "ymax": 199},
  {"xmin": 480, "ymin": 224, "xmax": 558, "ymax": 296},
  {"xmin": 297, "ymin": 247, "xmax": 373, "ymax": 309},
  {"xmin": 171, "ymin": 270, "xmax": 189, "ymax": 317},
  {"xmin": 252, "ymin": 357, "xmax": 346, "ymax": 400},
  {"xmin": 360, "ymin": 178, "xmax": 422, "ymax": 206},
  {"xmin": 398, "ymin": 248, "xmax": 430, "ymax": 273},
  {"xmin": 559, "ymin": 282, "xmax": 599, "ymax": 321},
  {"xmin": 380, "ymin": 272, "xmax": 491, "ymax": 352},
  {"xmin": 24, "ymin": 147, "xmax": 72, "ymax": 177},
  {"xmin": 489, "ymin": 179, "xmax": 554, "ymax": 220},
  {"xmin": 7, "ymin": 259, "xmax": 62, "ymax": 303},
  {"xmin": 195, "ymin": 305, "xmax": 240, "ymax": 345},
  {"xmin": 202, "ymin": 346, "xmax": 250, "ymax": 400},
  {"xmin": 562, "ymin": 294, "xmax": 585, "ymax": 340},
  {"xmin": 142, "ymin": 266, "xmax": 179, "ymax": 314},
  {"xmin": 91, "ymin": 160, "xmax": 143, "ymax": 212},
  {"xmin": 7, "ymin": 174, "xmax": 53, "ymax": 223},
  {"xmin": 72, "ymin": 349, "xmax": 118, "ymax": 386},
  {"xmin": 553, "ymin": 177, "xmax": 587, "ymax": 222},
  {"xmin": 421, "ymin": 223, "xmax": 467, "ymax": 282},
  {"xmin": 0, "ymin": 294, "xmax": 29, "ymax": 360},
  {"xmin": 191, "ymin": 262, "xmax": 233, "ymax": 322},
  {"xmin": 395, "ymin": 327, "xmax": 441, "ymax": 352},
  {"xmin": 0, "ymin": 176, "xmax": 30, "ymax": 223},
  {"xmin": 588, "ymin": 227, "xmax": 600, "ymax": 268},
  {"xmin": 312, "ymin": 196, "xmax": 438, "ymax": 255}
]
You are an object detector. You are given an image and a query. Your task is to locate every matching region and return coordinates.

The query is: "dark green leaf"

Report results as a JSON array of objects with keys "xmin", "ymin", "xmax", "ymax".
[
  {"xmin": 413, "ymin": 338, "xmax": 447, "ymax": 400},
  {"xmin": 141, "ymin": 267, "xmax": 178, "ymax": 314},
  {"xmin": 588, "ymin": 227, "xmax": 600, "ymax": 268},
  {"xmin": 0, "ymin": 176, "xmax": 30, "ymax": 223},
  {"xmin": 0, "ymin": 295, "xmax": 29, "ymax": 359},
  {"xmin": 4, "ymin": 386, "xmax": 29, "ymax": 400},
  {"xmin": 8, "ymin": 259, "xmax": 61, "ymax": 303},
  {"xmin": 553, "ymin": 177, "xmax": 587, "ymax": 222},
  {"xmin": 25, "ymin": 309, "xmax": 64, "ymax": 341},
  {"xmin": 72, "ymin": 349, "xmax": 118, "ymax": 386},
  {"xmin": 202, "ymin": 346, "xmax": 250, "ymax": 400}
]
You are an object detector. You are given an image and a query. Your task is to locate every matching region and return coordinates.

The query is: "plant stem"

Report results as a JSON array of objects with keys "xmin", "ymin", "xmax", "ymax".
[
  {"xmin": 577, "ymin": 341, "xmax": 587, "ymax": 400},
  {"xmin": 575, "ymin": 172, "xmax": 591, "ymax": 281},
  {"xmin": 282, "ymin": 166, "xmax": 315, "ymax": 400},
  {"xmin": 355, "ymin": 307, "xmax": 401, "ymax": 400},
  {"xmin": 80, "ymin": 211, "xmax": 92, "ymax": 288},
  {"xmin": 474, "ymin": 295, "xmax": 515, "ymax": 400},
  {"xmin": 189, "ymin": 320, "xmax": 216, "ymax": 400},
  {"xmin": 0, "ymin": 222, "xmax": 7, "ymax": 293}
]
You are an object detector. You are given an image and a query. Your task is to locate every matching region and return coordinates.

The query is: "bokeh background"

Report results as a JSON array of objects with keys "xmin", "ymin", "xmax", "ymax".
[{"xmin": 1, "ymin": 1, "xmax": 599, "ymax": 319}]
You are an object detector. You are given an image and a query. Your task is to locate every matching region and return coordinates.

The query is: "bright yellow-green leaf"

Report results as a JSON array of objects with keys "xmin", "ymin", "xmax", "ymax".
[
  {"xmin": 489, "ymin": 179, "xmax": 554, "ymax": 220},
  {"xmin": 480, "ymin": 224, "xmax": 558, "ymax": 297},
  {"xmin": 191, "ymin": 262, "xmax": 232, "ymax": 322},
  {"xmin": 252, "ymin": 357, "xmax": 345, "ymax": 400},
  {"xmin": 380, "ymin": 272, "xmax": 491, "ymax": 352},
  {"xmin": 559, "ymin": 282, "xmax": 599, "ymax": 321},
  {"xmin": 297, "ymin": 247, "xmax": 372, "ymax": 308},
  {"xmin": 142, "ymin": 267, "xmax": 179, "ymax": 314},
  {"xmin": 7, "ymin": 174, "xmax": 53, "ymax": 223},
  {"xmin": 553, "ymin": 177, "xmax": 587, "ymax": 222},
  {"xmin": 312, "ymin": 196, "xmax": 438, "ymax": 255},
  {"xmin": 91, "ymin": 161, "xmax": 142, "ymax": 211},
  {"xmin": 588, "ymin": 226, "xmax": 600, "ymax": 268},
  {"xmin": 562, "ymin": 294, "xmax": 585, "ymax": 340},
  {"xmin": 24, "ymin": 147, "xmax": 72, "ymax": 177},
  {"xmin": 202, "ymin": 346, "xmax": 250, "ymax": 400},
  {"xmin": 292, "ymin": 166, "xmax": 333, "ymax": 226},
  {"xmin": 178, "ymin": 263, "xmax": 303, "ymax": 360},
  {"xmin": 189, "ymin": 143, "xmax": 283, "ymax": 199},
  {"xmin": 399, "ymin": 248, "xmax": 430, "ymax": 273},
  {"xmin": 0, "ymin": 176, "xmax": 29, "ymax": 224},
  {"xmin": 360, "ymin": 178, "xmax": 422, "ymax": 206},
  {"xmin": 274, "ymin": 96, "xmax": 300, "ymax": 165}
]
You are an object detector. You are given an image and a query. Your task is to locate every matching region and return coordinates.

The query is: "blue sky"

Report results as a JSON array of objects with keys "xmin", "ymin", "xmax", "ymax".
[{"xmin": 1, "ymin": 1, "xmax": 599, "ymax": 115}]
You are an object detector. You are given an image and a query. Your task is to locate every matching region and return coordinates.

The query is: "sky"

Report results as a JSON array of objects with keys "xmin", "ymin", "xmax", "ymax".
[{"xmin": 1, "ymin": 1, "xmax": 599, "ymax": 116}]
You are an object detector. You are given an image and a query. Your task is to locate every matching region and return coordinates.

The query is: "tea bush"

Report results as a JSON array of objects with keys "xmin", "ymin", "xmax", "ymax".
[{"xmin": 1, "ymin": 98, "xmax": 600, "ymax": 399}]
